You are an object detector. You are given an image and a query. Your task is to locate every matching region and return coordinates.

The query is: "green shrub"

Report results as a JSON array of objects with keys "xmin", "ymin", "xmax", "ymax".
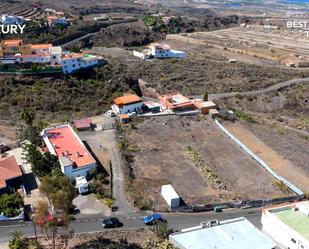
[{"xmin": 103, "ymin": 198, "xmax": 115, "ymax": 207}]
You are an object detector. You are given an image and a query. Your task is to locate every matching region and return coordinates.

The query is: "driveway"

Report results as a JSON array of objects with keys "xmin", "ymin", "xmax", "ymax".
[
  {"xmin": 73, "ymin": 193, "xmax": 111, "ymax": 217},
  {"xmin": 78, "ymin": 116, "xmax": 136, "ymax": 216}
]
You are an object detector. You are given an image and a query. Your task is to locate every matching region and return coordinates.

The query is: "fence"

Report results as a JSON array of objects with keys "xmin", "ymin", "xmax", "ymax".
[
  {"xmin": 175, "ymin": 195, "xmax": 304, "ymax": 213},
  {"xmin": 213, "ymin": 119, "xmax": 304, "ymax": 196}
]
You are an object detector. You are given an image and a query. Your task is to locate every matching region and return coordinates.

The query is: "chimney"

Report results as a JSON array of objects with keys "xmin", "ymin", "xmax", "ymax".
[{"xmin": 76, "ymin": 151, "xmax": 80, "ymax": 157}]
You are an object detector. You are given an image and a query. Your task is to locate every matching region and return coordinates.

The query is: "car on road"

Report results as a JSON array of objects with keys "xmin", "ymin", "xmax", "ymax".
[
  {"xmin": 143, "ymin": 213, "xmax": 166, "ymax": 225},
  {"xmin": 214, "ymin": 205, "xmax": 227, "ymax": 212},
  {"xmin": 102, "ymin": 217, "xmax": 123, "ymax": 228}
]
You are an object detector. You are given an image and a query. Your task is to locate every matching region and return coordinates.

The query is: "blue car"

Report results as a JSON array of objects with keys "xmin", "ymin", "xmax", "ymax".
[{"xmin": 143, "ymin": 213, "xmax": 166, "ymax": 225}]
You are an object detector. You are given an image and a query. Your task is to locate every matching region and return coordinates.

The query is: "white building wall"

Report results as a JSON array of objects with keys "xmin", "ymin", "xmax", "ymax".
[
  {"xmin": 261, "ymin": 212, "xmax": 309, "ymax": 249},
  {"xmin": 113, "ymin": 102, "xmax": 143, "ymax": 114},
  {"xmin": 61, "ymin": 57, "xmax": 100, "ymax": 74},
  {"xmin": 66, "ymin": 163, "xmax": 96, "ymax": 180},
  {"xmin": 22, "ymin": 56, "xmax": 51, "ymax": 64},
  {"xmin": 153, "ymin": 49, "xmax": 186, "ymax": 59}
]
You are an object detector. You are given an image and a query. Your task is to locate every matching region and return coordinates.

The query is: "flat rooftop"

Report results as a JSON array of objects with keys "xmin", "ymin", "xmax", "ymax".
[
  {"xmin": 271, "ymin": 205, "xmax": 309, "ymax": 241},
  {"xmin": 42, "ymin": 125, "xmax": 96, "ymax": 168},
  {"xmin": 170, "ymin": 217, "xmax": 276, "ymax": 249}
]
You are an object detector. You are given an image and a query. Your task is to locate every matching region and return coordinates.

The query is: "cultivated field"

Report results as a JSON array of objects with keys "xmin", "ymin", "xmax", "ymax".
[
  {"xmin": 126, "ymin": 116, "xmax": 283, "ymax": 210},
  {"xmin": 0, "ymin": 1, "xmax": 47, "ymax": 20}
]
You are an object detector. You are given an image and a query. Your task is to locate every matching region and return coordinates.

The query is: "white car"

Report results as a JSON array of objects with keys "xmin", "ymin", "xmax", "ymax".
[{"xmin": 106, "ymin": 110, "xmax": 116, "ymax": 117}]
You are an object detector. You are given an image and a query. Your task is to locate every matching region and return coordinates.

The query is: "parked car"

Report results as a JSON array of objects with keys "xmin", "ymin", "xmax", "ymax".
[
  {"xmin": 143, "ymin": 213, "xmax": 166, "ymax": 225},
  {"xmin": 128, "ymin": 112, "xmax": 137, "ymax": 118},
  {"xmin": 102, "ymin": 217, "xmax": 123, "ymax": 228},
  {"xmin": 213, "ymin": 206, "xmax": 223, "ymax": 212},
  {"xmin": 106, "ymin": 110, "xmax": 116, "ymax": 117}
]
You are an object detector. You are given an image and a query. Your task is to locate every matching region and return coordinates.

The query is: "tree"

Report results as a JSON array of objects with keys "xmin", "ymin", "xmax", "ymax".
[
  {"xmin": 203, "ymin": 91, "xmax": 208, "ymax": 101},
  {"xmin": 24, "ymin": 143, "xmax": 61, "ymax": 177},
  {"xmin": 9, "ymin": 230, "xmax": 25, "ymax": 249},
  {"xmin": 36, "ymin": 175, "xmax": 76, "ymax": 248},
  {"xmin": 35, "ymin": 201, "xmax": 58, "ymax": 249},
  {"xmin": 20, "ymin": 108, "xmax": 40, "ymax": 145},
  {"xmin": 0, "ymin": 193, "xmax": 23, "ymax": 217},
  {"xmin": 20, "ymin": 108, "xmax": 36, "ymax": 128}
]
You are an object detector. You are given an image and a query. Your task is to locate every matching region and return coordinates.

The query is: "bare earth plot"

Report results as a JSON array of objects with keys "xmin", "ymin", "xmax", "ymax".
[
  {"xmin": 224, "ymin": 121, "xmax": 309, "ymax": 193},
  {"xmin": 127, "ymin": 116, "xmax": 281, "ymax": 209}
]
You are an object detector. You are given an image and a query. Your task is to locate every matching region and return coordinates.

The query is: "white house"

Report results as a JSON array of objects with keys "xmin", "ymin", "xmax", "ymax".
[
  {"xmin": 61, "ymin": 53, "xmax": 102, "ymax": 74},
  {"xmin": 112, "ymin": 94, "xmax": 144, "ymax": 115},
  {"xmin": 261, "ymin": 201, "xmax": 309, "ymax": 249},
  {"xmin": 133, "ymin": 43, "xmax": 186, "ymax": 60},
  {"xmin": 149, "ymin": 43, "xmax": 186, "ymax": 59},
  {"xmin": 169, "ymin": 217, "xmax": 276, "ymax": 249},
  {"xmin": 41, "ymin": 124, "xmax": 97, "ymax": 180}
]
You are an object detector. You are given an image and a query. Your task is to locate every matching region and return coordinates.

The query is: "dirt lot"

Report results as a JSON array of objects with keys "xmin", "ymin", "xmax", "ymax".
[
  {"xmin": 126, "ymin": 116, "xmax": 282, "ymax": 209},
  {"xmin": 0, "ymin": 122, "xmax": 18, "ymax": 148},
  {"xmin": 35, "ymin": 228, "xmax": 157, "ymax": 249}
]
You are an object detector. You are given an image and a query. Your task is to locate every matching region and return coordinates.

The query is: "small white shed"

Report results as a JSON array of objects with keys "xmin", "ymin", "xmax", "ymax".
[{"xmin": 161, "ymin": 184, "xmax": 180, "ymax": 208}]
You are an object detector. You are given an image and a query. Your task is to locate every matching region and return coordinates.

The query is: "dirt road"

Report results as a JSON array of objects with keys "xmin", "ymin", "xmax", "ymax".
[
  {"xmin": 78, "ymin": 117, "xmax": 136, "ymax": 215},
  {"xmin": 224, "ymin": 121, "xmax": 309, "ymax": 193},
  {"xmin": 191, "ymin": 77, "xmax": 309, "ymax": 100}
]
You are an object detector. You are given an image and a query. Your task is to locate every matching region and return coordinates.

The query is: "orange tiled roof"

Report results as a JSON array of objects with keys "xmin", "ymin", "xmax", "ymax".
[
  {"xmin": 0, "ymin": 156, "xmax": 22, "ymax": 189},
  {"xmin": 1, "ymin": 39, "xmax": 23, "ymax": 46},
  {"xmin": 31, "ymin": 44, "xmax": 52, "ymax": 50},
  {"xmin": 114, "ymin": 94, "xmax": 141, "ymax": 106},
  {"xmin": 120, "ymin": 114, "xmax": 129, "ymax": 119}
]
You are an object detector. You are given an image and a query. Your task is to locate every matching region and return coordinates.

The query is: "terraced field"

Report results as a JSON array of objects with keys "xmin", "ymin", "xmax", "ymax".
[{"xmin": 0, "ymin": 0, "xmax": 47, "ymax": 20}]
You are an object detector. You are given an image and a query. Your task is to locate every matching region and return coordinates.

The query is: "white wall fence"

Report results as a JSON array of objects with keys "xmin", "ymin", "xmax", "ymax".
[{"xmin": 213, "ymin": 119, "xmax": 304, "ymax": 196}]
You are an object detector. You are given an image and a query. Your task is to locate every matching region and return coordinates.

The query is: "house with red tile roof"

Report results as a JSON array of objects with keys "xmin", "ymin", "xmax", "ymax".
[
  {"xmin": 112, "ymin": 94, "xmax": 143, "ymax": 115},
  {"xmin": 159, "ymin": 93, "xmax": 217, "ymax": 114},
  {"xmin": 40, "ymin": 124, "xmax": 97, "ymax": 180},
  {"xmin": 0, "ymin": 156, "xmax": 23, "ymax": 193}
]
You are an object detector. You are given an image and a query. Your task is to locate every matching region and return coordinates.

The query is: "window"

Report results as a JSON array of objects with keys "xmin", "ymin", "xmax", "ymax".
[
  {"xmin": 72, "ymin": 64, "xmax": 75, "ymax": 67},
  {"xmin": 291, "ymin": 238, "xmax": 296, "ymax": 244}
]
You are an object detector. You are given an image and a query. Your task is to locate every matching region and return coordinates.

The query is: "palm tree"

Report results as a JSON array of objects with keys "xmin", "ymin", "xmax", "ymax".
[
  {"xmin": 20, "ymin": 108, "xmax": 36, "ymax": 144},
  {"xmin": 21, "ymin": 108, "xmax": 36, "ymax": 128}
]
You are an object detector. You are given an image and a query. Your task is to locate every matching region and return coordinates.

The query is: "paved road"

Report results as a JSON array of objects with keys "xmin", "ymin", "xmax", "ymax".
[
  {"xmin": 0, "ymin": 208, "xmax": 262, "ymax": 243},
  {"xmin": 102, "ymin": 129, "xmax": 136, "ymax": 215},
  {"xmin": 192, "ymin": 77, "xmax": 309, "ymax": 100}
]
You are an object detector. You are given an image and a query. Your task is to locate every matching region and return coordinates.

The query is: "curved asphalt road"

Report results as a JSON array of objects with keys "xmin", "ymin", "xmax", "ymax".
[
  {"xmin": 0, "ymin": 208, "xmax": 262, "ymax": 243},
  {"xmin": 192, "ymin": 77, "xmax": 309, "ymax": 100}
]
